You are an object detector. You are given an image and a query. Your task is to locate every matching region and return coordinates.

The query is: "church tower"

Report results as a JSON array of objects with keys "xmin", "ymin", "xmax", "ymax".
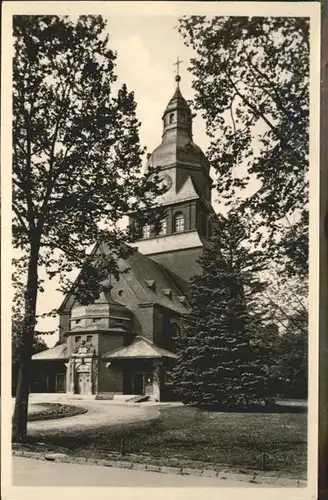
[{"xmin": 130, "ymin": 66, "xmax": 214, "ymax": 283}]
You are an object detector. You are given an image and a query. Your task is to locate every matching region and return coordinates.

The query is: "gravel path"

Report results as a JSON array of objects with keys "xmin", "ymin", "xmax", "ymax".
[{"xmin": 12, "ymin": 397, "xmax": 159, "ymax": 433}]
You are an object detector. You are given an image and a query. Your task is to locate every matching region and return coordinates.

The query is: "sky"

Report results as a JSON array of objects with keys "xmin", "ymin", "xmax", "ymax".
[
  {"xmin": 37, "ymin": 15, "xmax": 212, "ymax": 347},
  {"xmin": 108, "ymin": 16, "xmax": 210, "ymax": 156}
]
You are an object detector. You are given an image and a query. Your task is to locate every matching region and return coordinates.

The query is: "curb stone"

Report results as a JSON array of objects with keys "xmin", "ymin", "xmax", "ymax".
[
  {"xmin": 182, "ymin": 468, "xmax": 202, "ymax": 476},
  {"xmin": 95, "ymin": 459, "xmax": 113, "ymax": 467},
  {"xmin": 72, "ymin": 456, "xmax": 87, "ymax": 465},
  {"xmin": 202, "ymin": 469, "xmax": 218, "ymax": 478},
  {"xmin": 146, "ymin": 464, "xmax": 162, "ymax": 473},
  {"xmin": 161, "ymin": 466, "xmax": 181, "ymax": 475},
  {"xmin": 116, "ymin": 461, "xmax": 133, "ymax": 469},
  {"xmin": 12, "ymin": 450, "xmax": 306, "ymax": 487},
  {"xmin": 45, "ymin": 453, "xmax": 68, "ymax": 461},
  {"xmin": 132, "ymin": 462, "xmax": 147, "ymax": 471},
  {"xmin": 231, "ymin": 473, "xmax": 255, "ymax": 483},
  {"xmin": 103, "ymin": 460, "xmax": 117, "ymax": 468}
]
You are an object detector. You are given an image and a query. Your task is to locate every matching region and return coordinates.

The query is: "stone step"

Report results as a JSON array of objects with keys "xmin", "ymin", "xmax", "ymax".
[
  {"xmin": 125, "ymin": 395, "xmax": 150, "ymax": 403},
  {"xmin": 95, "ymin": 393, "xmax": 114, "ymax": 400}
]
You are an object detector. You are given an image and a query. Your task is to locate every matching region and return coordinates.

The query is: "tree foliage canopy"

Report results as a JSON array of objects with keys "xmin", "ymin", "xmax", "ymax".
[
  {"xmin": 12, "ymin": 312, "xmax": 48, "ymax": 366},
  {"xmin": 13, "ymin": 15, "xmax": 162, "ymax": 300},
  {"xmin": 275, "ymin": 311, "xmax": 308, "ymax": 398},
  {"xmin": 178, "ymin": 16, "xmax": 309, "ymax": 279}
]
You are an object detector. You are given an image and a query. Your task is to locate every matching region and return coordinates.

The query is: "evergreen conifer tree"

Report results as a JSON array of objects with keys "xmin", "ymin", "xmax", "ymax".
[{"xmin": 170, "ymin": 212, "xmax": 270, "ymax": 410}]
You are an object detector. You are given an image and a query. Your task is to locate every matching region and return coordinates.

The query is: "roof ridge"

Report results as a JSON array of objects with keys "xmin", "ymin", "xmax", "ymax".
[
  {"xmin": 152, "ymin": 260, "xmax": 184, "ymax": 296},
  {"xmin": 102, "ymin": 336, "xmax": 177, "ymax": 360}
]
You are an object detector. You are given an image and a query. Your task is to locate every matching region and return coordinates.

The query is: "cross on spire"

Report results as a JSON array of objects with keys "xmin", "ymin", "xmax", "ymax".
[
  {"xmin": 173, "ymin": 57, "xmax": 183, "ymax": 84},
  {"xmin": 174, "ymin": 57, "xmax": 183, "ymax": 76}
]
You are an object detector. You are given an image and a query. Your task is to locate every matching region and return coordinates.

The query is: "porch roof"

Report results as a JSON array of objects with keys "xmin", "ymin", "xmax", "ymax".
[
  {"xmin": 102, "ymin": 336, "xmax": 177, "ymax": 360},
  {"xmin": 32, "ymin": 343, "xmax": 68, "ymax": 361}
]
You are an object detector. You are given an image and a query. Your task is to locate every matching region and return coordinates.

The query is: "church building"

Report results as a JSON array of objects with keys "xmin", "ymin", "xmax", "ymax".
[{"xmin": 31, "ymin": 71, "xmax": 214, "ymax": 401}]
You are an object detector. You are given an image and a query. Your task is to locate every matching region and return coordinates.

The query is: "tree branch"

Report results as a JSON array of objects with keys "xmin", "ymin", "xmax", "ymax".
[
  {"xmin": 261, "ymin": 287, "xmax": 306, "ymax": 332},
  {"xmin": 229, "ymin": 94, "xmax": 237, "ymax": 135},
  {"xmin": 38, "ymin": 78, "xmax": 77, "ymax": 229},
  {"xmin": 12, "ymin": 204, "xmax": 30, "ymax": 236},
  {"xmin": 40, "ymin": 240, "xmax": 86, "ymax": 265},
  {"xmin": 224, "ymin": 69, "xmax": 283, "ymax": 142},
  {"xmin": 14, "ymin": 140, "xmax": 28, "ymax": 159},
  {"xmin": 246, "ymin": 55, "xmax": 286, "ymax": 116}
]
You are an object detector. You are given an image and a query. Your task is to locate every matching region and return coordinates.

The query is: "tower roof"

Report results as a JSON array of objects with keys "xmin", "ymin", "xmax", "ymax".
[
  {"xmin": 163, "ymin": 83, "xmax": 190, "ymax": 117},
  {"xmin": 147, "ymin": 73, "xmax": 210, "ymax": 175}
]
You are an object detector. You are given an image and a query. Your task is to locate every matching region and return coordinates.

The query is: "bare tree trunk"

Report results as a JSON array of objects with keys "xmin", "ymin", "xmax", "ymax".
[{"xmin": 12, "ymin": 238, "xmax": 40, "ymax": 442}]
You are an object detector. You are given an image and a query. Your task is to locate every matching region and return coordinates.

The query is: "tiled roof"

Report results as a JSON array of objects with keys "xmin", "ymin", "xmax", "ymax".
[
  {"xmin": 123, "ymin": 248, "xmax": 189, "ymax": 314},
  {"xmin": 164, "ymin": 85, "xmax": 190, "ymax": 114},
  {"xmin": 102, "ymin": 336, "xmax": 177, "ymax": 360},
  {"xmin": 58, "ymin": 237, "xmax": 191, "ymax": 316},
  {"xmin": 32, "ymin": 343, "xmax": 68, "ymax": 361}
]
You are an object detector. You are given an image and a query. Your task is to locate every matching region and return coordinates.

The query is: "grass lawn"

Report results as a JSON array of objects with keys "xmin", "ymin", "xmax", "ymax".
[
  {"xmin": 25, "ymin": 405, "xmax": 307, "ymax": 477},
  {"xmin": 27, "ymin": 403, "xmax": 86, "ymax": 421}
]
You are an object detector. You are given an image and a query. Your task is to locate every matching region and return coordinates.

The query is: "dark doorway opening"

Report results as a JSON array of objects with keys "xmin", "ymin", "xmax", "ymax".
[{"xmin": 132, "ymin": 373, "xmax": 144, "ymax": 395}]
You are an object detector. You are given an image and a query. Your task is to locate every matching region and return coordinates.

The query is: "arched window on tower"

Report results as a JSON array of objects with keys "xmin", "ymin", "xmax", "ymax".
[
  {"xmin": 169, "ymin": 113, "xmax": 174, "ymax": 124},
  {"xmin": 173, "ymin": 212, "xmax": 185, "ymax": 233},
  {"xmin": 158, "ymin": 218, "xmax": 167, "ymax": 235},
  {"xmin": 142, "ymin": 224, "xmax": 151, "ymax": 239}
]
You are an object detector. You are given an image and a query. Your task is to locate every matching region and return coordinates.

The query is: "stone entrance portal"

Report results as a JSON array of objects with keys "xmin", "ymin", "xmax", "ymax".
[
  {"xmin": 77, "ymin": 372, "xmax": 90, "ymax": 395},
  {"xmin": 66, "ymin": 340, "xmax": 96, "ymax": 396}
]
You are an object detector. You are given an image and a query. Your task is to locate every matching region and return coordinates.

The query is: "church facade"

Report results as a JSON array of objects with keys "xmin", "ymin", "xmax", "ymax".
[{"xmin": 32, "ymin": 74, "xmax": 214, "ymax": 401}]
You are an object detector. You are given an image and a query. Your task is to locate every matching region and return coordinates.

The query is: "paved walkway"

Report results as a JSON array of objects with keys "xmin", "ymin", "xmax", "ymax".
[
  {"xmin": 12, "ymin": 456, "xmax": 268, "ymax": 488},
  {"xmin": 12, "ymin": 395, "xmax": 159, "ymax": 433}
]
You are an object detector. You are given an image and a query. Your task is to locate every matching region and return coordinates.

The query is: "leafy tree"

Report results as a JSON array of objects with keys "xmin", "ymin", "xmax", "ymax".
[
  {"xmin": 170, "ymin": 213, "xmax": 271, "ymax": 409},
  {"xmin": 260, "ymin": 267, "xmax": 308, "ymax": 335},
  {"xmin": 249, "ymin": 302, "xmax": 307, "ymax": 399},
  {"xmin": 275, "ymin": 311, "xmax": 308, "ymax": 398},
  {"xmin": 178, "ymin": 16, "xmax": 309, "ymax": 279},
  {"xmin": 12, "ymin": 313, "xmax": 49, "ymax": 395},
  {"xmin": 12, "ymin": 15, "xmax": 161, "ymax": 441},
  {"xmin": 12, "ymin": 321, "xmax": 48, "ymax": 365},
  {"xmin": 249, "ymin": 322, "xmax": 282, "ymax": 396}
]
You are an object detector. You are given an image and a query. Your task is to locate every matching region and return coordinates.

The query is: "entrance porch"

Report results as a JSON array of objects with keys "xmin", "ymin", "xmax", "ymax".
[
  {"xmin": 30, "ymin": 360, "xmax": 67, "ymax": 393},
  {"xmin": 103, "ymin": 335, "xmax": 177, "ymax": 402},
  {"xmin": 30, "ymin": 344, "xmax": 68, "ymax": 394}
]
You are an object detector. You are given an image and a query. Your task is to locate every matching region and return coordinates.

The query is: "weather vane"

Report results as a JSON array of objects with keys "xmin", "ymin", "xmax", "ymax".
[{"xmin": 173, "ymin": 57, "xmax": 183, "ymax": 83}]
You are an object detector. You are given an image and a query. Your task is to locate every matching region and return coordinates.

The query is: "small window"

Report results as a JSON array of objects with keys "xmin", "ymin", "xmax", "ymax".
[
  {"xmin": 142, "ymin": 224, "xmax": 151, "ymax": 238},
  {"xmin": 169, "ymin": 113, "xmax": 174, "ymax": 124},
  {"xmin": 159, "ymin": 218, "xmax": 167, "ymax": 235},
  {"xmin": 173, "ymin": 213, "xmax": 185, "ymax": 233},
  {"xmin": 75, "ymin": 336, "xmax": 81, "ymax": 343},
  {"xmin": 86, "ymin": 335, "xmax": 93, "ymax": 343}
]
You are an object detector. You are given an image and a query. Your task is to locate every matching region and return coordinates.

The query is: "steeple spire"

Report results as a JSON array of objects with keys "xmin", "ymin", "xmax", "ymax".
[
  {"xmin": 161, "ymin": 58, "xmax": 192, "ymax": 140},
  {"xmin": 173, "ymin": 57, "xmax": 183, "ymax": 86}
]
